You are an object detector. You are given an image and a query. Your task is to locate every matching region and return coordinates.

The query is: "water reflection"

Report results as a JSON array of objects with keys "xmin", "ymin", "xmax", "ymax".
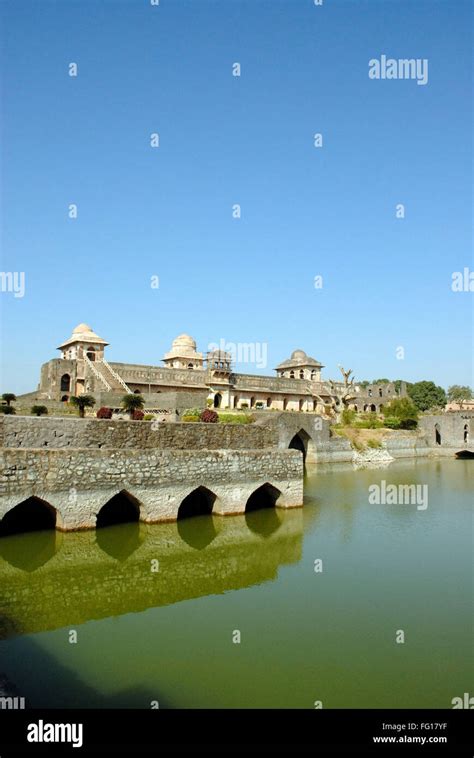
[
  {"xmin": 0, "ymin": 529, "xmax": 63, "ymax": 572},
  {"xmin": 95, "ymin": 521, "xmax": 147, "ymax": 561},
  {"xmin": 0, "ymin": 507, "xmax": 303, "ymax": 639}
]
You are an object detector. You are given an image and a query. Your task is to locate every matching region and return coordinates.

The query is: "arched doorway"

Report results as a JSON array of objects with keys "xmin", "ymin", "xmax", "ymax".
[
  {"xmin": 250, "ymin": 397, "xmax": 256, "ymax": 408},
  {"xmin": 289, "ymin": 429, "xmax": 311, "ymax": 463},
  {"xmin": 464, "ymin": 424, "xmax": 469, "ymax": 443},
  {"xmin": 96, "ymin": 491, "xmax": 140, "ymax": 528},
  {"xmin": 213, "ymin": 393, "xmax": 222, "ymax": 408},
  {"xmin": 266, "ymin": 397, "xmax": 272, "ymax": 408},
  {"xmin": 60, "ymin": 374, "xmax": 70, "ymax": 392},
  {"xmin": 0, "ymin": 497, "xmax": 57, "ymax": 537},
  {"xmin": 370, "ymin": 404, "xmax": 377, "ymax": 412},
  {"xmin": 178, "ymin": 486, "xmax": 216, "ymax": 520},
  {"xmin": 86, "ymin": 347, "xmax": 96, "ymax": 361},
  {"xmin": 299, "ymin": 399, "xmax": 304, "ymax": 412},
  {"xmin": 435, "ymin": 423, "xmax": 441, "ymax": 446},
  {"xmin": 233, "ymin": 396, "xmax": 239, "ymax": 408},
  {"xmin": 245, "ymin": 483, "xmax": 281, "ymax": 512},
  {"xmin": 283, "ymin": 398, "xmax": 288, "ymax": 411}
]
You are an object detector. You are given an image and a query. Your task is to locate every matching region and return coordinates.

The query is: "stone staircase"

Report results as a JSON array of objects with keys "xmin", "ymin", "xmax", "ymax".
[
  {"xmin": 98, "ymin": 358, "xmax": 133, "ymax": 394},
  {"xmin": 84, "ymin": 355, "xmax": 132, "ymax": 394}
]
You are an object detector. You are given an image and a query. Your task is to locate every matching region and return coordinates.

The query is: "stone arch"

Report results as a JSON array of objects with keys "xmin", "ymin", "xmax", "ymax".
[
  {"xmin": 353, "ymin": 405, "xmax": 358, "ymax": 412},
  {"xmin": 245, "ymin": 482, "xmax": 282, "ymax": 512},
  {"xmin": 60, "ymin": 373, "xmax": 71, "ymax": 392},
  {"xmin": 435, "ymin": 423, "xmax": 441, "ymax": 446},
  {"xmin": 370, "ymin": 404, "xmax": 377, "ymax": 412},
  {"xmin": 213, "ymin": 393, "xmax": 222, "ymax": 408},
  {"xmin": 0, "ymin": 496, "xmax": 58, "ymax": 537},
  {"xmin": 288, "ymin": 429, "xmax": 312, "ymax": 463},
  {"xmin": 299, "ymin": 370, "xmax": 304, "ymax": 379},
  {"xmin": 86, "ymin": 346, "xmax": 96, "ymax": 361},
  {"xmin": 177, "ymin": 486, "xmax": 217, "ymax": 520},
  {"xmin": 96, "ymin": 490, "xmax": 141, "ymax": 528},
  {"xmin": 289, "ymin": 370, "xmax": 295, "ymax": 379}
]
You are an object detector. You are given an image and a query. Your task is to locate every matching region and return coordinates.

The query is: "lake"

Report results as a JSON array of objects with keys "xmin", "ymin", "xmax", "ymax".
[{"xmin": 0, "ymin": 458, "xmax": 471, "ymax": 708}]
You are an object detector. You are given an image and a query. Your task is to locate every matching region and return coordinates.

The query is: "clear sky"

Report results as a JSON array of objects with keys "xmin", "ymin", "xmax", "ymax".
[{"xmin": 0, "ymin": 0, "xmax": 472, "ymax": 394}]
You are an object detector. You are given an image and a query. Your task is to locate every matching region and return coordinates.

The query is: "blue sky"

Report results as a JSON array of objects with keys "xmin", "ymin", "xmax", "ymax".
[{"xmin": 0, "ymin": 0, "xmax": 472, "ymax": 394}]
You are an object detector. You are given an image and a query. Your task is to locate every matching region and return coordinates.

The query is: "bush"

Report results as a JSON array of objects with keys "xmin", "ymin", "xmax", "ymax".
[
  {"xmin": 255, "ymin": 402, "xmax": 265, "ymax": 409},
  {"xmin": 354, "ymin": 413, "xmax": 383, "ymax": 429},
  {"xmin": 143, "ymin": 414, "xmax": 154, "ymax": 421},
  {"xmin": 200, "ymin": 409, "xmax": 218, "ymax": 423},
  {"xmin": 217, "ymin": 413, "xmax": 254, "ymax": 424},
  {"xmin": 132, "ymin": 409, "xmax": 144, "ymax": 421},
  {"xmin": 183, "ymin": 408, "xmax": 203, "ymax": 418},
  {"xmin": 96, "ymin": 407, "xmax": 113, "ymax": 419},
  {"xmin": 383, "ymin": 417, "xmax": 401, "ymax": 429},
  {"xmin": 0, "ymin": 405, "xmax": 16, "ymax": 415},
  {"xmin": 367, "ymin": 438, "xmax": 382, "ymax": 448},
  {"xmin": 341, "ymin": 408, "xmax": 356, "ymax": 426},
  {"xmin": 31, "ymin": 405, "xmax": 48, "ymax": 417},
  {"xmin": 206, "ymin": 398, "xmax": 214, "ymax": 408},
  {"xmin": 383, "ymin": 397, "xmax": 418, "ymax": 429}
]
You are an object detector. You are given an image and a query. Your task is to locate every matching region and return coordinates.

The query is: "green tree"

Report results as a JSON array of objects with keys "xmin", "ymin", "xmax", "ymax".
[
  {"xmin": 31, "ymin": 405, "xmax": 48, "ymax": 417},
  {"xmin": 2, "ymin": 393, "xmax": 16, "ymax": 406},
  {"xmin": 383, "ymin": 397, "xmax": 419, "ymax": 429},
  {"xmin": 70, "ymin": 395, "xmax": 96, "ymax": 418},
  {"xmin": 0, "ymin": 405, "xmax": 16, "ymax": 415},
  {"xmin": 372, "ymin": 378, "xmax": 390, "ymax": 384},
  {"xmin": 447, "ymin": 385, "xmax": 473, "ymax": 408},
  {"xmin": 121, "ymin": 393, "xmax": 145, "ymax": 419},
  {"xmin": 407, "ymin": 381, "xmax": 446, "ymax": 412}
]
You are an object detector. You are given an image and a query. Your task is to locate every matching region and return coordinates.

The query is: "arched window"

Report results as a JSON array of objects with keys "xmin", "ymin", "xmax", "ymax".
[
  {"xmin": 299, "ymin": 399, "xmax": 304, "ymax": 411},
  {"xmin": 435, "ymin": 423, "xmax": 441, "ymax": 445},
  {"xmin": 379, "ymin": 388, "xmax": 383, "ymax": 397},
  {"xmin": 289, "ymin": 370, "xmax": 295, "ymax": 379},
  {"xmin": 368, "ymin": 389, "xmax": 372, "ymax": 397},
  {"xmin": 463, "ymin": 424, "xmax": 469, "ymax": 443},
  {"xmin": 311, "ymin": 370, "xmax": 317, "ymax": 379},
  {"xmin": 86, "ymin": 346, "xmax": 96, "ymax": 361},
  {"xmin": 370, "ymin": 404, "xmax": 377, "ymax": 412},
  {"xmin": 60, "ymin": 374, "xmax": 70, "ymax": 392},
  {"xmin": 299, "ymin": 370, "xmax": 304, "ymax": 379},
  {"xmin": 266, "ymin": 397, "xmax": 272, "ymax": 408},
  {"xmin": 188, "ymin": 363, "xmax": 194, "ymax": 370}
]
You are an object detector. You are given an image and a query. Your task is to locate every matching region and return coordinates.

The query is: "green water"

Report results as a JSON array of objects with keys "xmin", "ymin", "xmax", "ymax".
[{"xmin": 0, "ymin": 459, "xmax": 472, "ymax": 708}]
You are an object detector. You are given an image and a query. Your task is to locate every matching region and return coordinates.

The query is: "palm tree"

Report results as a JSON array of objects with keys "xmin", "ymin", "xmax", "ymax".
[
  {"xmin": 31, "ymin": 405, "xmax": 48, "ymax": 417},
  {"xmin": 2, "ymin": 393, "xmax": 16, "ymax": 406},
  {"xmin": 70, "ymin": 395, "xmax": 96, "ymax": 418},
  {"xmin": 121, "ymin": 393, "xmax": 145, "ymax": 419}
]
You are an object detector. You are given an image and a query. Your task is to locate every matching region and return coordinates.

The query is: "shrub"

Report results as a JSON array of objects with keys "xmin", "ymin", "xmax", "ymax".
[
  {"xmin": 182, "ymin": 415, "xmax": 199, "ymax": 422},
  {"xmin": 0, "ymin": 405, "xmax": 16, "ymax": 415},
  {"xmin": 255, "ymin": 402, "xmax": 265, "ymax": 409},
  {"xmin": 143, "ymin": 414, "xmax": 154, "ymax": 421},
  {"xmin": 31, "ymin": 405, "xmax": 48, "ymax": 417},
  {"xmin": 96, "ymin": 407, "xmax": 113, "ymax": 419},
  {"xmin": 132, "ymin": 409, "xmax": 144, "ymax": 421},
  {"xmin": 383, "ymin": 417, "xmax": 401, "ymax": 429},
  {"xmin": 183, "ymin": 408, "xmax": 203, "ymax": 418},
  {"xmin": 218, "ymin": 413, "xmax": 254, "ymax": 424},
  {"xmin": 354, "ymin": 413, "xmax": 383, "ymax": 429},
  {"xmin": 383, "ymin": 397, "xmax": 418, "ymax": 428},
  {"xmin": 200, "ymin": 409, "xmax": 218, "ymax": 423},
  {"xmin": 341, "ymin": 408, "xmax": 356, "ymax": 426},
  {"xmin": 206, "ymin": 398, "xmax": 214, "ymax": 408},
  {"xmin": 367, "ymin": 438, "xmax": 382, "ymax": 448}
]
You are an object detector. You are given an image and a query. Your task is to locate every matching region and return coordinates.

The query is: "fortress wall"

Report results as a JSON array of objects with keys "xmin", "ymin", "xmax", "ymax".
[{"xmin": 0, "ymin": 415, "xmax": 277, "ymax": 451}]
